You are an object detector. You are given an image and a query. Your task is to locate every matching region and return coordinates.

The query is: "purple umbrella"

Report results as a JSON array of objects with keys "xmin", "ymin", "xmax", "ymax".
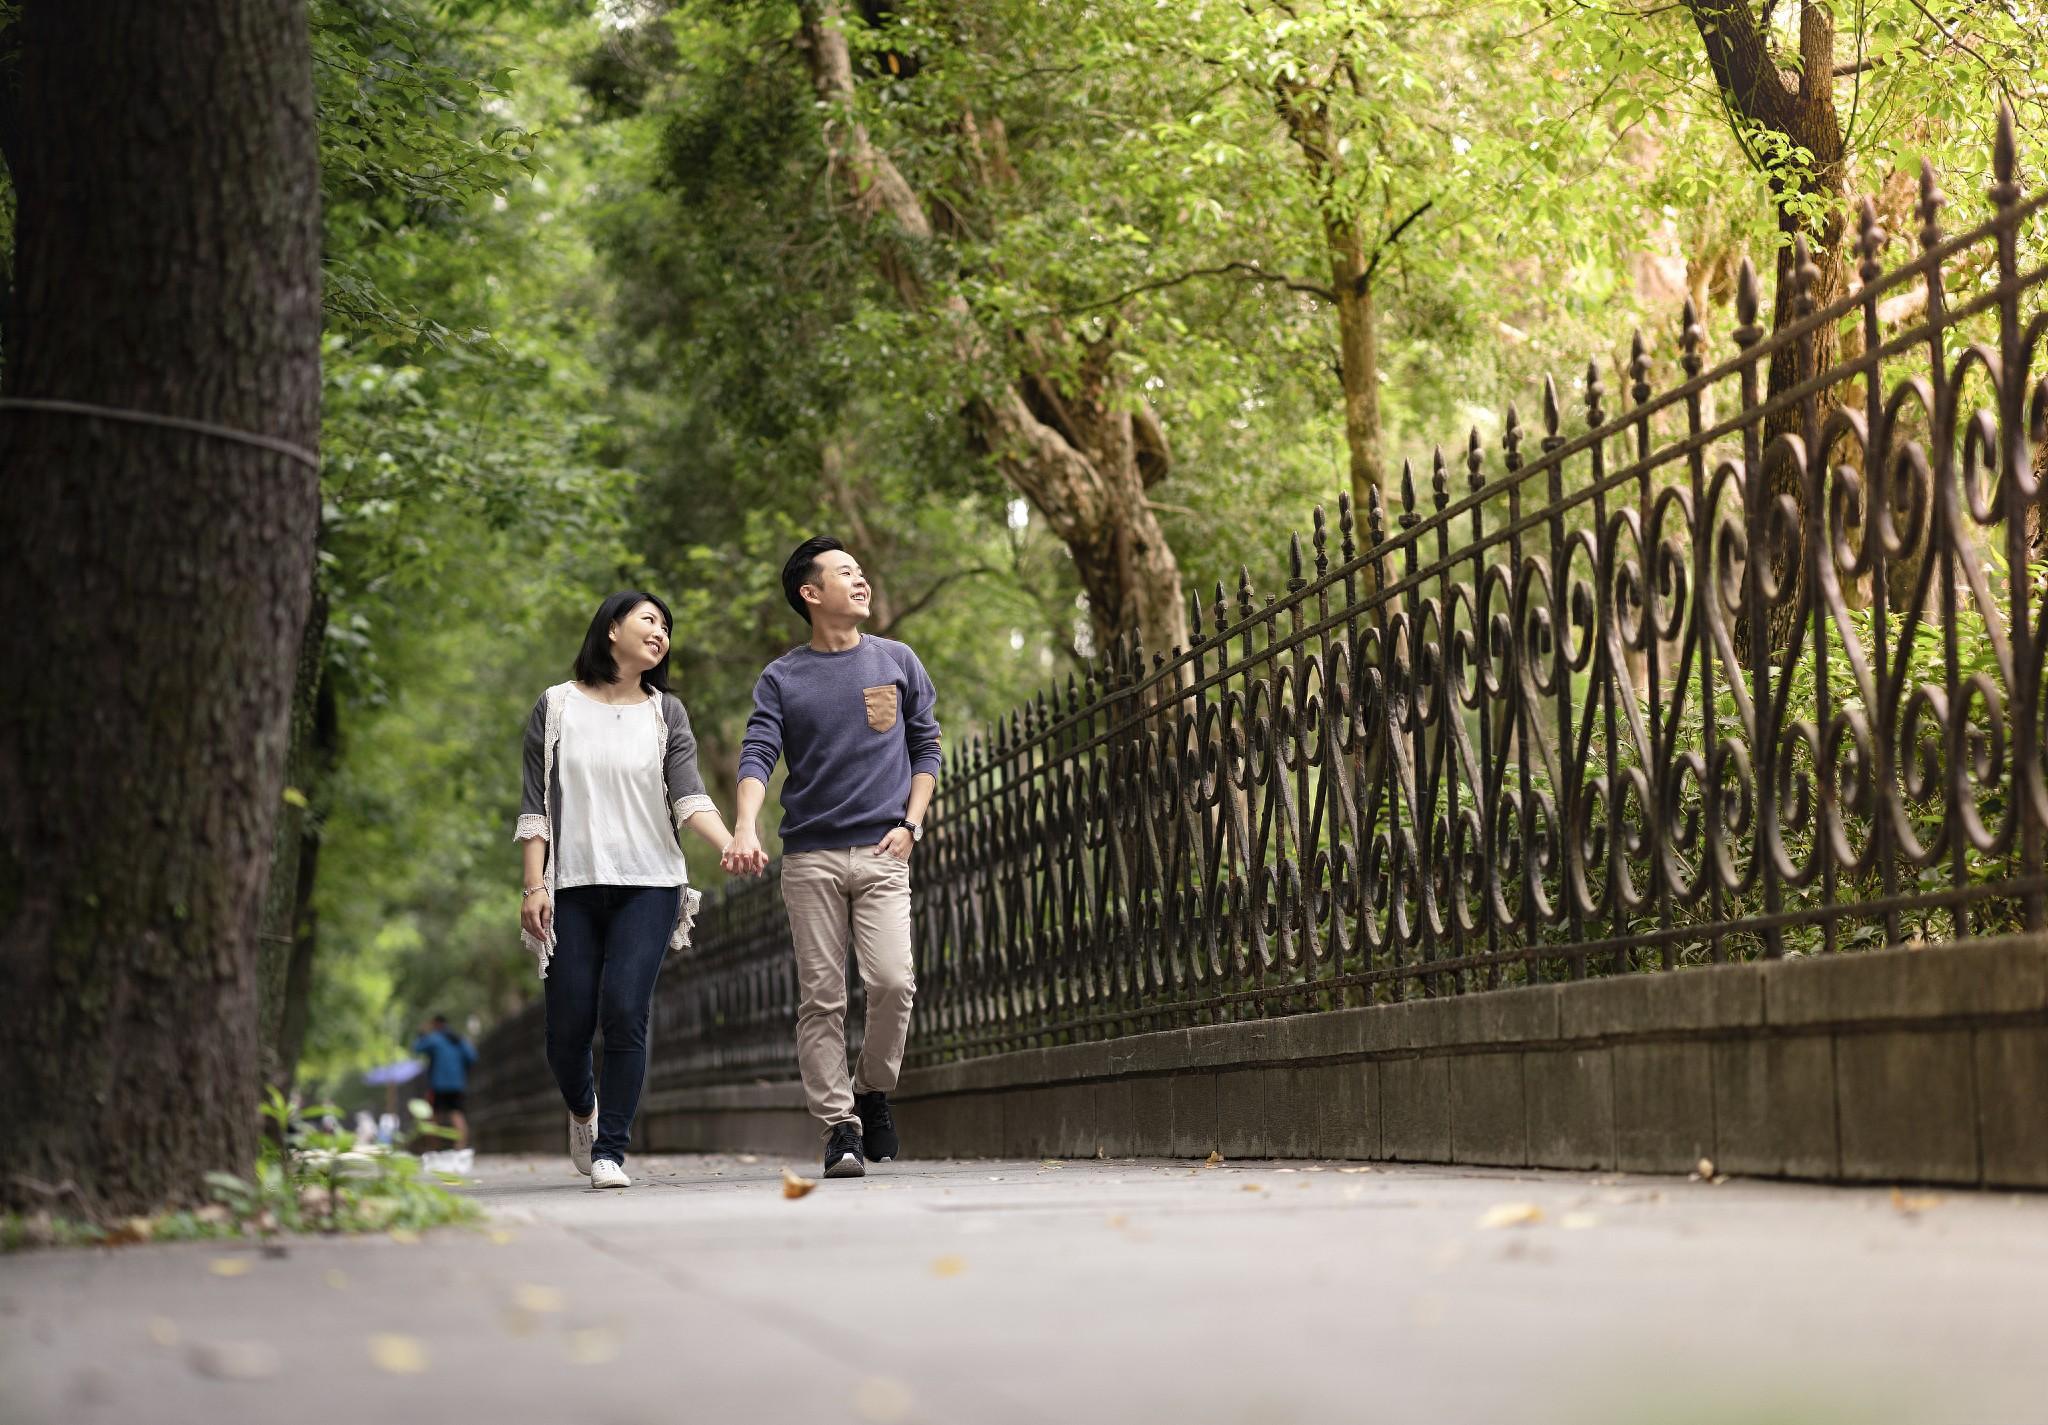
[{"xmin": 362, "ymin": 1059, "xmax": 423, "ymax": 1086}]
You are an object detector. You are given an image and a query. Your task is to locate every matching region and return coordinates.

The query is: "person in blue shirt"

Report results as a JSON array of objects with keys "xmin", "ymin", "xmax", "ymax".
[{"xmin": 412, "ymin": 1015, "xmax": 479, "ymax": 1148}]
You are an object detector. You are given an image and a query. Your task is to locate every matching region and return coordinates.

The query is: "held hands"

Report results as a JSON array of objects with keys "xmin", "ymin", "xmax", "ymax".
[
  {"xmin": 520, "ymin": 888, "xmax": 553, "ymax": 939},
  {"xmin": 721, "ymin": 827, "xmax": 770, "ymax": 878}
]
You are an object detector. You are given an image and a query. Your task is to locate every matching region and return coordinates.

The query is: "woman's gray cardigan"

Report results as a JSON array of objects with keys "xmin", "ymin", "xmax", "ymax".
[{"xmin": 514, "ymin": 682, "xmax": 715, "ymax": 978}]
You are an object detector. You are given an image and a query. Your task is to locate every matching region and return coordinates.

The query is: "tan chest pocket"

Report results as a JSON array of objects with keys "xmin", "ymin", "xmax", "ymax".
[{"xmin": 862, "ymin": 684, "xmax": 899, "ymax": 733}]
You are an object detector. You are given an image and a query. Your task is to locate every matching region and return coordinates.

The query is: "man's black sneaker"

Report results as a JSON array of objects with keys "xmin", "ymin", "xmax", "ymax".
[
  {"xmin": 854, "ymin": 1090, "xmax": 899, "ymax": 1162},
  {"xmin": 824, "ymin": 1120, "xmax": 866, "ymax": 1178}
]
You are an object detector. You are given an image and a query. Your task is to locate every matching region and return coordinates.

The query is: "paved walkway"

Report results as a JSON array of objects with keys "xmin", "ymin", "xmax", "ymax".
[{"xmin": 5, "ymin": 1152, "xmax": 2047, "ymax": 1424}]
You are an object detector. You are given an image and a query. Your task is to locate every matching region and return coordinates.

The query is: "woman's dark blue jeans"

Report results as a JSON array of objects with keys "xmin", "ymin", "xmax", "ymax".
[{"xmin": 544, "ymin": 884, "xmax": 679, "ymax": 1167}]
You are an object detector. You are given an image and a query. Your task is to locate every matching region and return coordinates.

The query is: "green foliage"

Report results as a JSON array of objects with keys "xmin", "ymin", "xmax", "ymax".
[
  {"xmin": 9, "ymin": 0, "xmax": 2039, "ymax": 1080},
  {"xmin": 1, "ymin": 1090, "xmax": 478, "ymax": 1251},
  {"xmin": 305, "ymin": 3, "xmax": 636, "ymax": 1080}
]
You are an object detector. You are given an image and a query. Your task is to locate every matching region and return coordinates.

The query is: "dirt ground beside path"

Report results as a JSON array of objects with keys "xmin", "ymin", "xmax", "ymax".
[{"xmin": 5, "ymin": 1152, "xmax": 2046, "ymax": 1425}]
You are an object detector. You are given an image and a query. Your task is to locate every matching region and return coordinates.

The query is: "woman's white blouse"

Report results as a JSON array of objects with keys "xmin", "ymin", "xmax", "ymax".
[{"xmin": 551, "ymin": 688, "xmax": 689, "ymax": 889}]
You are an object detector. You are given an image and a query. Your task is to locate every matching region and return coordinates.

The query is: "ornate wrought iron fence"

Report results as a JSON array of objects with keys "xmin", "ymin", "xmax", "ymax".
[{"xmin": 487, "ymin": 118, "xmax": 2048, "ymax": 1100}]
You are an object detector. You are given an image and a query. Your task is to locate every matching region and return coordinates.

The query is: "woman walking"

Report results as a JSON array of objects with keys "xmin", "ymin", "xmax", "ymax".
[{"xmin": 516, "ymin": 591, "xmax": 737, "ymax": 1188}]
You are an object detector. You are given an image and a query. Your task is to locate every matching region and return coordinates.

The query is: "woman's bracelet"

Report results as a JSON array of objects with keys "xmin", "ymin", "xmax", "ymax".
[{"xmin": 522, "ymin": 885, "xmax": 547, "ymax": 898}]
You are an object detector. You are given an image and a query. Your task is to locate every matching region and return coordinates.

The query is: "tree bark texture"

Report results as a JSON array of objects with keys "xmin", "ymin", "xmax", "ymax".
[
  {"xmin": 795, "ymin": 0, "xmax": 1190, "ymax": 663},
  {"xmin": 0, "ymin": 2, "xmax": 323, "ymax": 1215},
  {"xmin": 1684, "ymin": 0, "xmax": 1849, "ymax": 658},
  {"xmin": 1274, "ymin": 75, "xmax": 1384, "ymax": 531},
  {"xmin": 260, "ymin": 593, "xmax": 336, "ymax": 1093}
]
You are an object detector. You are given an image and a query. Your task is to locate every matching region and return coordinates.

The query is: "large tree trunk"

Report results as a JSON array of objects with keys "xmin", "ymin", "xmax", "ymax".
[
  {"xmin": 1273, "ymin": 74, "xmax": 1385, "ymax": 526},
  {"xmin": 1685, "ymin": 1, "xmax": 1849, "ymax": 658},
  {"xmin": 796, "ymin": 0, "xmax": 1190, "ymax": 662},
  {"xmin": 0, "ymin": 2, "xmax": 322, "ymax": 1216}
]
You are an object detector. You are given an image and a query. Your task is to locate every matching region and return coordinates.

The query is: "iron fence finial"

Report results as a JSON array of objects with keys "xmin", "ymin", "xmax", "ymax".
[
  {"xmin": 1734, "ymin": 258, "xmax": 1762, "ymax": 346},
  {"xmin": 1992, "ymin": 99, "xmax": 2020, "ymax": 208},
  {"xmin": 1857, "ymin": 196, "xmax": 1886, "ymax": 285},
  {"xmin": 1918, "ymin": 158, "xmax": 1946, "ymax": 249}
]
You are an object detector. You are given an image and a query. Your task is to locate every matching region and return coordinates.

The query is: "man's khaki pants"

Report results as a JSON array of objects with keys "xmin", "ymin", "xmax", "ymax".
[{"xmin": 781, "ymin": 847, "xmax": 916, "ymax": 1131}]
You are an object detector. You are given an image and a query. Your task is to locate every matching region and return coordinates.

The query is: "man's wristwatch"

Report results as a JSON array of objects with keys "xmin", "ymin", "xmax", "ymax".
[{"xmin": 896, "ymin": 818, "xmax": 923, "ymax": 842}]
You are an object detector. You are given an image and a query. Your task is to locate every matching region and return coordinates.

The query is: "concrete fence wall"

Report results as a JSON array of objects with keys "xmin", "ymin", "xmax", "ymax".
[{"xmin": 474, "ymin": 936, "xmax": 2048, "ymax": 1187}]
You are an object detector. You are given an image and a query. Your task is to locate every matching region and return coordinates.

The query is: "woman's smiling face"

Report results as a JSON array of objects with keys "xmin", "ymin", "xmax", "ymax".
[{"xmin": 610, "ymin": 600, "xmax": 671, "ymax": 677}]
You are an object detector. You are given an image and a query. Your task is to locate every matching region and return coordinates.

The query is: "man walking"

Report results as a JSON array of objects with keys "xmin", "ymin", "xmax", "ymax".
[
  {"xmin": 723, "ymin": 537, "xmax": 941, "ymax": 1178},
  {"xmin": 411, "ymin": 1014, "xmax": 478, "ymax": 1149}
]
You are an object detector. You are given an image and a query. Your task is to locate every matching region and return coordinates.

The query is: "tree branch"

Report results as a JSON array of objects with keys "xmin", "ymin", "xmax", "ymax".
[
  {"xmin": 1049, "ymin": 260, "xmax": 1337, "ymax": 318},
  {"xmin": 1361, "ymin": 198, "xmax": 1436, "ymax": 290},
  {"xmin": 875, "ymin": 566, "xmax": 997, "ymax": 633},
  {"xmin": 1682, "ymin": 0, "xmax": 1798, "ymax": 134}
]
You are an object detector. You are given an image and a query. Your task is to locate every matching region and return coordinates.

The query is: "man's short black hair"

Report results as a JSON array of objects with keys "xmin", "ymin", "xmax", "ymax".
[
  {"xmin": 431, "ymin": 1014, "xmax": 448, "ymax": 1027},
  {"xmin": 781, "ymin": 535, "xmax": 845, "ymax": 625}
]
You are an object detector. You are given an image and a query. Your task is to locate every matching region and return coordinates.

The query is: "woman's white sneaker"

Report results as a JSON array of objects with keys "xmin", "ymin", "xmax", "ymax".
[
  {"xmin": 590, "ymin": 1159, "xmax": 630, "ymax": 1189},
  {"xmin": 569, "ymin": 1102, "xmax": 599, "ymax": 1176}
]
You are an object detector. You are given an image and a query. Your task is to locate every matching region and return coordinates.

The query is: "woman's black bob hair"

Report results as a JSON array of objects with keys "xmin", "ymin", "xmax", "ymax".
[{"xmin": 573, "ymin": 591, "xmax": 674, "ymax": 694}]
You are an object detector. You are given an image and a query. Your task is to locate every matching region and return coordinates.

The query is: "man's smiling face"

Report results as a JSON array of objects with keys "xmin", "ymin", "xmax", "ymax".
[{"xmin": 806, "ymin": 550, "xmax": 872, "ymax": 624}]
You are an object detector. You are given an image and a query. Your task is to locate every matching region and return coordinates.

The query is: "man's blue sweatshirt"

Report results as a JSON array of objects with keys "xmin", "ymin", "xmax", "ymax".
[{"xmin": 737, "ymin": 634, "xmax": 943, "ymax": 853}]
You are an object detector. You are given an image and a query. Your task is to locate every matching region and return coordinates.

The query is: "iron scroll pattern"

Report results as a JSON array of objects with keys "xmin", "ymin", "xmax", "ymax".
[{"xmin": 501, "ymin": 122, "xmax": 2048, "ymax": 1097}]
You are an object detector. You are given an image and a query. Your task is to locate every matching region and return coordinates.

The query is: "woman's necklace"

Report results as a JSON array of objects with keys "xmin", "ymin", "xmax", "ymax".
[{"xmin": 586, "ymin": 683, "xmax": 638, "ymax": 719}]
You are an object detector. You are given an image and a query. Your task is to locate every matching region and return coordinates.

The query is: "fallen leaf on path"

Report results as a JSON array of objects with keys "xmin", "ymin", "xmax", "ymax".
[
  {"xmin": 1692, "ymin": 1157, "xmax": 1716, "ymax": 1180},
  {"xmin": 188, "ymin": 1341, "xmax": 278, "ymax": 1381},
  {"xmin": 1203, "ymin": 1150, "xmax": 1225, "ymax": 1167},
  {"xmin": 1241, "ymin": 1184, "xmax": 1264, "ymax": 1193},
  {"xmin": 737, "ymin": 1154, "xmax": 760, "ymax": 1165},
  {"xmin": 1477, "ymin": 1202, "xmax": 1544, "ymax": 1230},
  {"xmin": 1106, "ymin": 1214, "xmax": 1128, "ymax": 1229},
  {"xmin": 1338, "ymin": 1166, "xmax": 1374, "ymax": 1174},
  {"xmin": 853, "ymin": 1376, "xmax": 915, "ymax": 1423},
  {"xmin": 1276, "ymin": 1167, "xmax": 1296, "ymax": 1174},
  {"xmin": 1559, "ymin": 1212, "xmax": 1600, "ymax": 1230},
  {"xmin": 367, "ymin": 1333, "xmax": 428, "ymax": 1375},
  {"xmin": 782, "ymin": 1168, "xmax": 817, "ymax": 1199},
  {"xmin": 1039, "ymin": 1160, "xmax": 1064, "ymax": 1170},
  {"xmin": 323, "ymin": 1269, "xmax": 349, "ymax": 1290},
  {"xmin": 499, "ymin": 1308, "xmax": 540, "ymax": 1337},
  {"xmin": 928, "ymin": 1255, "xmax": 967, "ymax": 1278},
  {"xmin": 105, "ymin": 1217, "xmax": 155, "ymax": 1245},
  {"xmin": 566, "ymin": 1326, "xmax": 619, "ymax": 1365},
  {"xmin": 146, "ymin": 1317, "xmax": 179, "ymax": 1347},
  {"xmin": 489, "ymin": 1229, "xmax": 516, "ymax": 1246},
  {"xmin": 387, "ymin": 1227, "xmax": 421, "ymax": 1245},
  {"xmin": 1095, "ymin": 1146, "xmax": 1106, "ymax": 1159},
  {"xmin": 1891, "ymin": 1188, "xmax": 1942, "ymax": 1215},
  {"xmin": 207, "ymin": 1258, "xmax": 251, "ymax": 1277},
  {"xmin": 513, "ymin": 1284, "xmax": 565, "ymax": 1313}
]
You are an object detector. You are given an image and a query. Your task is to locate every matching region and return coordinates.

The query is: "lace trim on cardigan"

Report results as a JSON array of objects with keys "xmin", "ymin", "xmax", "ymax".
[
  {"xmin": 671, "ymin": 794, "xmax": 716, "ymax": 828},
  {"xmin": 513, "ymin": 813, "xmax": 550, "ymax": 842},
  {"xmin": 520, "ymin": 685, "xmax": 570, "ymax": 979},
  {"xmin": 670, "ymin": 886, "xmax": 704, "ymax": 953}
]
